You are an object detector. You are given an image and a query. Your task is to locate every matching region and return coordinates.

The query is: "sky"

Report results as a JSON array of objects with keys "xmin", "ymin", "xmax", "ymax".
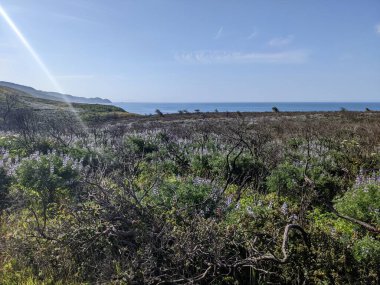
[{"xmin": 0, "ymin": 0, "xmax": 380, "ymax": 102}]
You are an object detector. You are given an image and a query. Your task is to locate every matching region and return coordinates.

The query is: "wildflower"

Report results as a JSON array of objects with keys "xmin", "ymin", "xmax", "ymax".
[
  {"xmin": 290, "ymin": 214, "xmax": 298, "ymax": 222},
  {"xmin": 62, "ymin": 155, "xmax": 69, "ymax": 167},
  {"xmin": 50, "ymin": 164, "xmax": 55, "ymax": 175},
  {"xmin": 226, "ymin": 195, "xmax": 233, "ymax": 206},
  {"xmin": 281, "ymin": 202, "xmax": 288, "ymax": 215}
]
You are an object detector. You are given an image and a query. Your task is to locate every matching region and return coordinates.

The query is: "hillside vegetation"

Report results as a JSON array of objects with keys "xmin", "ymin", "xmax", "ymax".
[
  {"xmin": 0, "ymin": 107, "xmax": 379, "ymax": 284},
  {"xmin": 0, "ymin": 81, "xmax": 112, "ymax": 104},
  {"xmin": 0, "ymin": 86, "xmax": 133, "ymax": 126}
]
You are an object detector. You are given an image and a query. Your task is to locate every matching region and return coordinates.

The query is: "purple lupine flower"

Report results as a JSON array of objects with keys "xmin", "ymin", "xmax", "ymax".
[
  {"xmin": 50, "ymin": 164, "xmax": 55, "ymax": 175},
  {"xmin": 62, "ymin": 155, "xmax": 69, "ymax": 167},
  {"xmin": 281, "ymin": 202, "xmax": 288, "ymax": 215},
  {"xmin": 226, "ymin": 195, "xmax": 233, "ymax": 206},
  {"xmin": 290, "ymin": 214, "xmax": 298, "ymax": 222}
]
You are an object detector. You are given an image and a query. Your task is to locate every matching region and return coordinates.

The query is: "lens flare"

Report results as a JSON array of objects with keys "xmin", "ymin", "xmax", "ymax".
[
  {"xmin": 0, "ymin": 5, "xmax": 87, "ymax": 130},
  {"xmin": 0, "ymin": 5, "xmax": 63, "ymax": 93}
]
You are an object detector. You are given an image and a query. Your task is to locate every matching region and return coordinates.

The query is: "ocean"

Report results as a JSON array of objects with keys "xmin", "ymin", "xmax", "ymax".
[{"xmin": 113, "ymin": 102, "xmax": 380, "ymax": 115}]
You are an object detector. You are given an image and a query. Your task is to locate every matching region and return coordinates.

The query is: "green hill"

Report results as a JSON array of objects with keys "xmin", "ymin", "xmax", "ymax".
[
  {"xmin": 0, "ymin": 85, "xmax": 133, "ymax": 124},
  {"xmin": 0, "ymin": 81, "xmax": 112, "ymax": 104}
]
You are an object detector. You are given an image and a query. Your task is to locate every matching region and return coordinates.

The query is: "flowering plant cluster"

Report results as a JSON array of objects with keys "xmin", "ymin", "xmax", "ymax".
[
  {"xmin": 354, "ymin": 168, "xmax": 380, "ymax": 188},
  {"xmin": 0, "ymin": 148, "xmax": 84, "ymax": 176}
]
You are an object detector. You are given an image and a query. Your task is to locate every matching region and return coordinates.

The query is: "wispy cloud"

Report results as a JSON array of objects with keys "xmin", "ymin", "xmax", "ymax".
[
  {"xmin": 247, "ymin": 29, "xmax": 258, "ymax": 40},
  {"xmin": 268, "ymin": 35, "xmax": 294, "ymax": 47},
  {"xmin": 56, "ymin": 74, "xmax": 95, "ymax": 80},
  {"xmin": 214, "ymin": 26, "xmax": 223, "ymax": 39},
  {"xmin": 376, "ymin": 23, "xmax": 380, "ymax": 35},
  {"xmin": 1, "ymin": 4, "xmax": 97, "ymax": 26},
  {"xmin": 175, "ymin": 50, "xmax": 309, "ymax": 64},
  {"xmin": 50, "ymin": 12, "xmax": 97, "ymax": 25},
  {"xmin": 56, "ymin": 74, "xmax": 130, "ymax": 81}
]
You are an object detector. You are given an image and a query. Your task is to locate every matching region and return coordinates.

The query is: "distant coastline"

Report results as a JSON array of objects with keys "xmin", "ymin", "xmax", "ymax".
[{"xmin": 113, "ymin": 102, "xmax": 380, "ymax": 115}]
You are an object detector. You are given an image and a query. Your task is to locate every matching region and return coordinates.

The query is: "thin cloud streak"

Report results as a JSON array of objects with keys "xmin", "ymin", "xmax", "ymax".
[
  {"xmin": 49, "ymin": 12, "xmax": 98, "ymax": 25},
  {"xmin": 56, "ymin": 74, "xmax": 129, "ymax": 81},
  {"xmin": 175, "ymin": 50, "xmax": 310, "ymax": 64},
  {"xmin": 56, "ymin": 74, "xmax": 96, "ymax": 80},
  {"xmin": 268, "ymin": 35, "xmax": 294, "ymax": 47},
  {"xmin": 376, "ymin": 23, "xmax": 380, "ymax": 34},
  {"xmin": 214, "ymin": 26, "xmax": 223, "ymax": 39},
  {"xmin": 247, "ymin": 31, "xmax": 258, "ymax": 40}
]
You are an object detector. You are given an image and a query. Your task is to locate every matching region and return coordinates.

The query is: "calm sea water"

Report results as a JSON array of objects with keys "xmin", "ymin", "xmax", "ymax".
[{"xmin": 114, "ymin": 102, "xmax": 380, "ymax": 115}]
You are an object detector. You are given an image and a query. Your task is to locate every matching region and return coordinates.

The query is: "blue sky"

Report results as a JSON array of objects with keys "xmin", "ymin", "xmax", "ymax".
[{"xmin": 0, "ymin": 0, "xmax": 379, "ymax": 102}]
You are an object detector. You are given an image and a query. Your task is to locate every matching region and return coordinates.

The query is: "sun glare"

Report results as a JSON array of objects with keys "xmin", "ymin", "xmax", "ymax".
[
  {"xmin": 0, "ymin": 5, "xmax": 63, "ymax": 93},
  {"xmin": 0, "ymin": 4, "xmax": 87, "ymax": 129}
]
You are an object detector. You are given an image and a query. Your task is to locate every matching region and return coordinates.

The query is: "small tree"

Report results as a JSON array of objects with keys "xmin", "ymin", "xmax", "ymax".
[
  {"xmin": 155, "ymin": 109, "xmax": 164, "ymax": 117},
  {"xmin": 272, "ymin": 106, "xmax": 280, "ymax": 113}
]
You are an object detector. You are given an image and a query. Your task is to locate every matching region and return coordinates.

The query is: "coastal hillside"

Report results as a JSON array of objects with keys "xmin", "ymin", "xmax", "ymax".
[
  {"xmin": 0, "ymin": 85, "xmax": 132, "ymax": 125},
  {"xmin": 0, "ymin": 81, "xmax": 112, "ymax": 104}
]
